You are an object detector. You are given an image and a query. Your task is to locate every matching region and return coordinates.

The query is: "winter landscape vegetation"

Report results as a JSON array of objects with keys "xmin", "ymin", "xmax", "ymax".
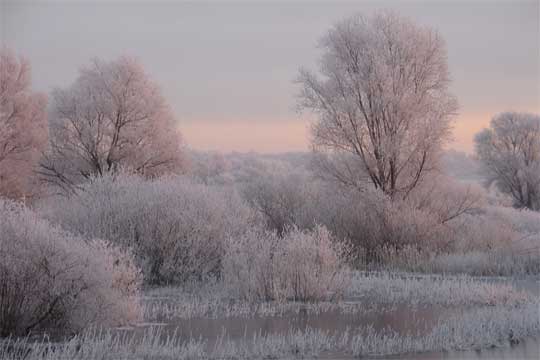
[{"xmin": 1, "ymin": 1, "xmax": 539, "ymax": 359}]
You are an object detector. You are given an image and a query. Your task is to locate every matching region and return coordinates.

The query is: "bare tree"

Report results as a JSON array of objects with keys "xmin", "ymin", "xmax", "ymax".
[
  {"xmin": 39, "ymin": 56, "xmax": 185, "ymax": 193},
  {"xmin": 475, "ymin": 112, "xmax": 540, "ymax": 211},
  {"xmin": 0, "ymin": 49, "xmax": 48, "ymax": 199},
  {"xmin": 297, "ymin": 12, "xmax": 458, "ymax": 198}
]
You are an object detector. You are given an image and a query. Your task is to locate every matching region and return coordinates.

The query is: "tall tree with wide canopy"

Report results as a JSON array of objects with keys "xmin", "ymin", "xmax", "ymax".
[
  {"xmin": 298, "ymin": 12, "xmax": 458, "ymax": 198},
  {"xmin": 0, "ymin": 49, "xmax": 47, "ymax": 199},
  {"xmin": 39, "ymin": 56, "xmax": 185, "ymax": 193}
]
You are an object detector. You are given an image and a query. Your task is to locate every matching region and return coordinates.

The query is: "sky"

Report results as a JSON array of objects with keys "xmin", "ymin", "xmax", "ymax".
[{"xmin": 2, "ymin": 0, "xmax": 539, "ymax": 153}]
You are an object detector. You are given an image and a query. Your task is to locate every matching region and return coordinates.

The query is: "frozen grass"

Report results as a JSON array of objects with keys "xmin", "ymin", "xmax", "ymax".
[
  {"xmin": 142, "ymin": 281, "xmax": 376, "ymax": 321},
  {"xmin": 141, "ymin": 272, "xmax": 534, "ymax": 322},
  {"xmin": 379, "ymin": 246, "xmax": 540, "ymax": 277},
  {"xmin": 0, "ymin": 327, "xmax": 340, "ymax": 360},
  {"xmin": 0, "ymin": 327, "xmax": 206, "ymax": 360},
  {"xmin": 143, "ymin": 297, "xmax": 387, "ymax": 322},
  {"xmin": 347, "ymin": 272, "xmax": 534, "ymax": 307},
  {"xmin": 213, "ymin": 327, "xmax": 340, "ymax": 359},
  {"xmin": 142, "ymin": 278, "xmax": 370, "ymax": 321},
  {"xmin": 350, "ymin": 303, "xmax": 540, "ymax": 356},
  {"xmin": 427, "ymin": 251, "xmax": 540, "ymax": 277},
  {"xmin": 2, "ymin": 304, "xmax": 538, "ymax": 359}
]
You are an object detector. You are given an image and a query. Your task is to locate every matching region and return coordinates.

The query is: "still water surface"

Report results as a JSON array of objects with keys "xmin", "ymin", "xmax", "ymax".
[{"xmin": 133, "ymin": 278, "xmax": 540, "ymax": 359}]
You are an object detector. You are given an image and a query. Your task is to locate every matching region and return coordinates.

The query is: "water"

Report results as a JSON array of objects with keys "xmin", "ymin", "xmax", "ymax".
[
  {"xmin": 10, "ymin": 277, "xmax": 537, "ymax": 359},
  {"xmin": 133, "ymin": 304, "xmax": 447, "ymax": 338},
  {"xmin": 401, "ymin": 337, "xmax": 540, "ymax": 360},
  {"xmin": 130, "ymin": 277, "xmax": 540, "ymax": 359},
  {"xmin": 126, "ymin": 305, "xmax": 539, "ymax": 359}
]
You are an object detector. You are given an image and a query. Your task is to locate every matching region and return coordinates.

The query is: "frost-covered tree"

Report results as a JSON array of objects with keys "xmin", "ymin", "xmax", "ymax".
[
  {"xmin": 298, "ymin": 12, "xmax": 457, "ymax": 198},
  {"xmin": 0, "ymin": 49, "xmax": 47, "ymax": 199},
  {"xmin": 475, "ymin": 112, "xmax": 540, "ymax": 211},
  {"xmin": 39, "ymin": 56, "xmax": 185, "ymax": 193}
]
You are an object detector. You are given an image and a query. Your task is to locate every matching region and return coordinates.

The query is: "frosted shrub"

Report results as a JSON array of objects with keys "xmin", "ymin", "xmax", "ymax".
[
  {"xmin": 243, "ymin": 177, "xmax": 446, "ymax": 264},
  {"xmin": 239, "ymin": 165, "xmax": 471, "ymax": 264},
  {"xmin": 188, "ymin": 150, "xmax": 229, "ymax": 185},
  {"xmin": 277, "ymin": 227, "xmax": 349, "ymax": 301},
  {"xmin": 484, "ymin": 205, "xmax": 540, "ymax": 234},
  {"xmin": 449, "ymin": 213, "xmax": 517, "ymax": 251},
  {"xmin": 320, "ymin": 189, "xmax": 445, "ymax": 263},
  {"xmin": 305, "ymin": 175, "xmax": 486, "ymax": 263},
  {"xmin": 378, "ymin": 198, "xmax": 540, "ymax": 275},
  {"xmin": 437, "ymin": 205, "xmax": 540, "ymax": 275},
  {"xmin": 367, "ymin": 195, "xmax": 445, "ymax": 254},
  {"xmin": 0, "ymin": 199, "xmax": 141, "ymax": 337},
  {"xmin": 240, "ymin": 163, "xmax": 317, "ymax": 235},
  {"xmin": 223, "ymin": 228, "xmax": 279, "ymax": 301},
  {"xmin": 41, "ymin": 173, "xmax": 257, "ymax": 284},
  {"xmin": 376, "ymin": 211, "xmax": 516, "ymax": 270},
  {"xmin": 223, "ymin": 226, "xmax": 351, "ymax": 302},
  {"xmin": 406, "ymin": 174, "xmax": 485, "ymax": 226}
]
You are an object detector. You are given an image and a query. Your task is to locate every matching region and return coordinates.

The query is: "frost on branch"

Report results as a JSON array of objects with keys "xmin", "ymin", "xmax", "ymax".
[
  {"xmin": 0, "ymin": 199, "xmax": 142, "ymax": 337},
  {"xmin": 0, "ymin": 49, "xmax": 47, "ymax": 199},
  {"xmin": 41, "ymin": 173, "xmax": 257, "ymax": 284},
  {"xmin": 297, "ymin": 12, "xmax": 458, "ymax": 197},
  {"xmin": 475, "ymin": 112, "xmax": 540, "ymax": 211},
  {"xmin": 39, "ymin": 56, "xmax": 185, "ymax": 194},
  {"xmin": 223, "ymin": 226, "xmax": 351, "ymax": 302}
]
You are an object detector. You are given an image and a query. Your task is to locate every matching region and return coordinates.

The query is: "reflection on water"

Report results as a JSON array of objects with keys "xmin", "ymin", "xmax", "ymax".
[
  {"xmin": 130, "ymin": 304, "xmax": 447, "ymax": 340},
  {"xmin": 125, "ymin": 278, "xmax": 540, "ymax": 359},
  {"xmin": 394, "ymin": 337, "xmax": 540, "ymax": 360}
]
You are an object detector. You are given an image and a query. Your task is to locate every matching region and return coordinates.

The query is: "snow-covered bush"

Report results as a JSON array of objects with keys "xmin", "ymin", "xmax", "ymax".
[
  {"xmin": 436, "ymin": 206, "xmax": 539, "ymax": 275},
  {"xmin": 239, "ymin": 163, "xmax": 536, "ymax": 274},
  {"xmin": 449, "ymin": 213, "xmax": 518, "ymax": 251},
  {"xmin": 242, "ymin": 166, "xmax": 487, "ymax": 264},
  {"xmin": 241, "ymin": 165, "xmax": 316, "ymax": 235},
  {"xmin": 241, "ymin": 170, "xmax": 444, "ymax": 264},
  {"xmin": 304, "ymin": 187, "xmax": 449, "ymax": 264},
  {"xmin": 187, "ymin": 150, "xmax": 229, "ymax": 185},
  {"xmin": 406, "ymin": 174, "xmax": 485, "ymax": 225},
  {"xmin": 223, "ymin": 226, "xmax": 351, "ymax": 302},
  {"xmin": 379, "ymin": 204, "xmax": 540, "ymax": 275},
  {"xmin": 484, "ymin": 205, "xmax": 540, "ymax": 234},
  {"xmin": 0, "ymin": 199, "xmax": 141, "ymax": 337},
  {"xmin": 40, "ymin": 173, "xmax": 257, "ymax": 284}
]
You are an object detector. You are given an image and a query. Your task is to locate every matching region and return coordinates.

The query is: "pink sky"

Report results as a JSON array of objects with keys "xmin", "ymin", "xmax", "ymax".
[{"xmin": 181, "ymin": 110, "xmax": 540, "ymax": 154}]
